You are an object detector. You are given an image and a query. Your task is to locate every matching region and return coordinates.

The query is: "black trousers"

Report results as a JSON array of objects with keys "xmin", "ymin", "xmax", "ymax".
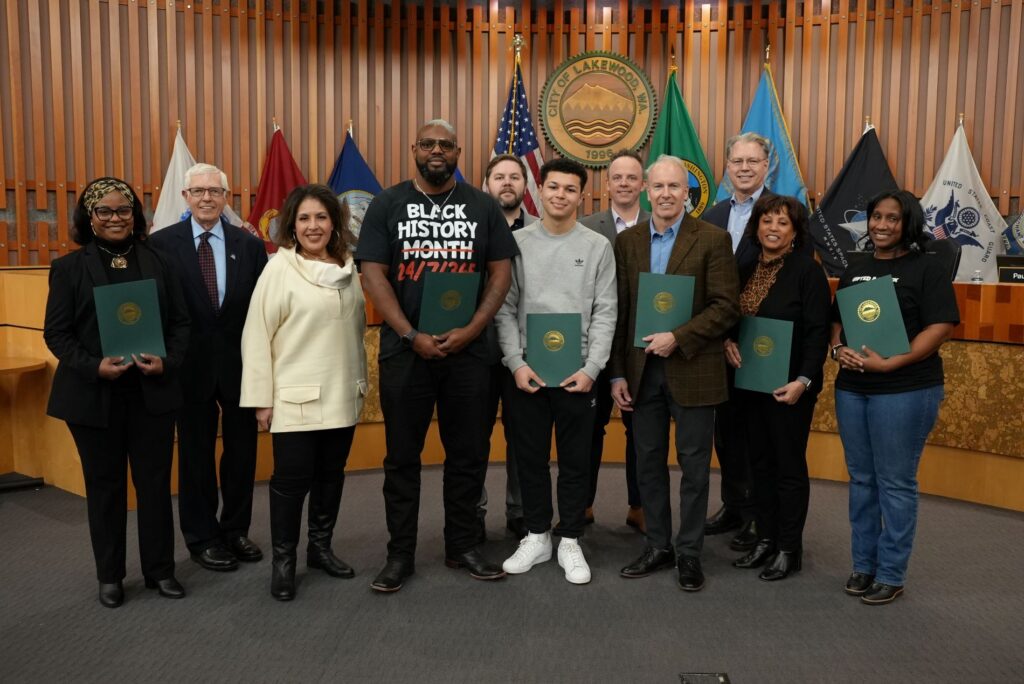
[
  {"xmin": 507, "ymin": 385, "xmax": 596, "ymax": 539},
  {"xmin": 270, "ymin": 427, "xmax": 354, "ymax": 499},
  {"xmin": 480, "ymin": 363, "xmax": 523, "ymax": 519},
  {"xmin": 739, "ymin": 390, "xmax": 816, "ymax": 551},
  {"xmin": 67, "ymin": 389, "xmax": 176, "ymax": 583},
  {"xmin": 590, "ymin": 370, "xmax": 641, "ymax": 508},
  {"xmin": 176, "ymin": 385, "xmax": 258, "ymax": 552},
  {"xmin": 631, "ymin": 358, "xmax": 715, "ymax": 558},
  {"xmin": 713, "ymin": 376, "xmax": 754, "ymax": 520},
  {"xmin": 379, "ymin": 351, "xmax": 491, "ymax": 561}
]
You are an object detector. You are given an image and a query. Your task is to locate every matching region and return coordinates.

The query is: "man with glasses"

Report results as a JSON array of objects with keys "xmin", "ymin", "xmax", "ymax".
[
  {"xmin": 150, "ymin": 163, "xmax": 268, "ymax": 573},
  {"xmin": 357, "ymin": 119, "xmax": 518, "ymax": 593}
]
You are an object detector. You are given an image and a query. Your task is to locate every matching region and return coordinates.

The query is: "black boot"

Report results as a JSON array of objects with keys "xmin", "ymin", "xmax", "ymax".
[
  {"xmin": 269, "ymin": 485, "xmax": 303, "ymax": 601},
  {"xmin": 759, "ymin": 549, "xmax": 802, "ymax": 581},
  {"xmin": 733, "ymin": 538, "xmax": 776, "ymax": 569},
  {"xmin": 306, "ymin": 480, "xmax": 355, "ymax": 579}
]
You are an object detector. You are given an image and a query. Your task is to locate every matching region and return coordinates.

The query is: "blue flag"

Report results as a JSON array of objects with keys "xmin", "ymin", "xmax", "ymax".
[
  {"xmin": 327, "ymin": 131, "xmax": 382, "ymax": 237},
  {"xmin": 716, "ymin": 66, "xmax": 808, "ymax": 207}
]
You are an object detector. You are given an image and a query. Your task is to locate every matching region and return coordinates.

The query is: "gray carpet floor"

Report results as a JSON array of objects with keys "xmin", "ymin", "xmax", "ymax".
[{"xmin": 0, "ymin": 464, "xmax": 1022, "ymax": 683}]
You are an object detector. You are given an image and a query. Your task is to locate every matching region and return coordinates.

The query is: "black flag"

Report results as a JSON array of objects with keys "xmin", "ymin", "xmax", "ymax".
[{"xmin": 810, "ymin": 127, "xmax": 898, "ymax": 275}]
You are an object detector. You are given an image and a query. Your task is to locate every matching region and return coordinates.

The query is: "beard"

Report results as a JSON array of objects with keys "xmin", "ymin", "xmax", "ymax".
[
  {"xmin": 417, "ymin": 157, "xmax": 456, "ymax": 187},
  {"xmin": 497, "ymin": 191, "xmax": 525, "ymax": 211}
]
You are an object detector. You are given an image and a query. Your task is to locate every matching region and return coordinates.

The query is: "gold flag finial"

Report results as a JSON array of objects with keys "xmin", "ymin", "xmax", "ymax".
[
  {"xmin": 958, "ymin": 112, "xmax": 965, "ymax": 126},
  {"xmin": 272, "ymin": 116, "xmax": 280, "ymax": 132},
  {"xmin": 175, "ymin": 119, "xmax": 182, "ymax": 130},
  {"xmin": 670, "ymin": 45, "xmax": 677, "ymax": 70},
  {"xmin": 513, "ymin": 33, "xmax": 524, "ymax": 57},
  {"xmin": 765, "ymin": 44, "xmax": 771, "ymax": 63},
  {"xmin": 865, "ymin": 115, "xmax": 871, "ymax": 125}
]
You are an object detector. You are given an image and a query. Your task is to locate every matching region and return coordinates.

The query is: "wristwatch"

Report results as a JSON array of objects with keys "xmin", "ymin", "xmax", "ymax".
[
  {"xmin": 797, "ymin": 375, "xmax": 812, "ymax": 390},
  {"xmin": 401, "ymin": 328, "xmax": 419, "ymax": 345},
  {"xmin": 830, "ymin": 343, "xmax": 845, "ymax": 361}
]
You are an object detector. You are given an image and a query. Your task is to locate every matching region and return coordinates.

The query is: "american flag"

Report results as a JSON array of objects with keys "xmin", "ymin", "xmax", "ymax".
[{"xmin": 492, "ymin": 56, "xmax": 543, "ymax": 217}]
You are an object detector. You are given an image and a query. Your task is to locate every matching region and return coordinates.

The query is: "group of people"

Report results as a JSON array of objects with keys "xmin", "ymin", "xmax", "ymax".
[{"xmin": 43, "ymin": 120, "xmax": 958, "ymax": 610}]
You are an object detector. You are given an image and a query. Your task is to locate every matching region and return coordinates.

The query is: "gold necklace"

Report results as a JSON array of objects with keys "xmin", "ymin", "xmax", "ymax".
[{"xmin": 96, "ymin": 241, "xmax": 133, "ymax": 269}]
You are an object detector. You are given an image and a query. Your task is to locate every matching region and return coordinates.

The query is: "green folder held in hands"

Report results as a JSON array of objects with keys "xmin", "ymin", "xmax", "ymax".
[
  {"xmin": 418, "ymin": 271, "xmax": 481, "ymax": 334},
  {"xmin": 734, "ymin": 316, "xmax": 793, "ymax": 394},
  {"xmin": 835, "ymin": 275, "xmax": 911, "ymax": 358},
  {"xmin": 634, "ymin": 272, "xmax": 695, "ymax": 347},
  {"xmin": 525, "ymin": 313, "xmax": 582, "ymax": 387},
  {"xmin": 93, "ymin": 279, "xmax": 166, "ymax": 364}
]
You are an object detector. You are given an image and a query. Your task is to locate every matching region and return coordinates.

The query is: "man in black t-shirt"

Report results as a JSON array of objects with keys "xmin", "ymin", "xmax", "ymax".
[{"xmin": 356, "ymin": 119, "xmax": 518, "ymax": 593}]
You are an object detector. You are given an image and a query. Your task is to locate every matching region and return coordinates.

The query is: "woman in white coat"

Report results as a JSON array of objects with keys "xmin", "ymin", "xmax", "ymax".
[{"xmin": 241, "ymin": 184, "xmax": 368, "ymax": 601}]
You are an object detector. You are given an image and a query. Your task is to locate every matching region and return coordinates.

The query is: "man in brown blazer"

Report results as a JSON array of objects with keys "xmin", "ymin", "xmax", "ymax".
[{"xmin": 610, "ymin": 155, "xmax": 740, "ymax": 591}]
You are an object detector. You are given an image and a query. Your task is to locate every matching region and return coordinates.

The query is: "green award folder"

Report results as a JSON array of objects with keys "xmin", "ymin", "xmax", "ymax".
[
  {"xmin": 525, "ymin": 313, "xmax": 582, "ymax": 387},
  {"xmin": 93, "ymin": 279, "xmax": 166, "ymax": 363},
  {"xmin": 734, "ymin": 316, "xmax": 793, "ymax": 394},
  {"xmin": 634, "ymin": 272, "xmax": 695, "ymax": 347},
  {"xmin": 835, "ymin": 275, "xmax": 911, "ymax": 358},
  {"xmin": 418, "ymin": 271, "xmax": 481, "ymax": 334}
]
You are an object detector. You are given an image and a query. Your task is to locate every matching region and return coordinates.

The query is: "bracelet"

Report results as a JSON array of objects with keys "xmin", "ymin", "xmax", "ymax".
[{"xmin": 830, "ymin": 343, "xmax": 845, "ymax": 361}]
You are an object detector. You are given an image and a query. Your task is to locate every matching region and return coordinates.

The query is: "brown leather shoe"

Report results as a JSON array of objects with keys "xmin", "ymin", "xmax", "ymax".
[{"xmin": 625, "ymin": 506, "xmax": 645, "ymax": 533}]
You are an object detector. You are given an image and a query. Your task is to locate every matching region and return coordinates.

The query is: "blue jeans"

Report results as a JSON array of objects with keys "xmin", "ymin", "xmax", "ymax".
[{"xmin": 835, "ymin": 385, "xmax": 944, "ymax": 586}]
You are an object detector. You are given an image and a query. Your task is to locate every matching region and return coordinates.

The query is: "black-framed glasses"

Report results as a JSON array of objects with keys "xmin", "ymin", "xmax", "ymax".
[
  {"xmin": 416, "ymin": 138, "xmax": 457, "ymax": 152},
  {"xmin": 92, "ymin": 206, "xmax": 134, "ymax": 221},
  {"xmin": 727, "ymin": 157, "xmax": 768, "ymax": 167},
  {"xmin": 185, "ymin": 187, "xmax": 227, "ymax": 198}
]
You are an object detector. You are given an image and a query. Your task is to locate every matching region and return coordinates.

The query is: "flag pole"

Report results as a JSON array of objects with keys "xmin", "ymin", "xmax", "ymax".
[
  {"xmin": 272, "ymin": 117, "xmax": 280, "ymax": 132},
  {"xmin": 507, "ymin": 34, "xmax": 525, "ymax": 155},
  {"xmin": 347, "ymin": 119, "xmax": 353, "ymax": 137}
]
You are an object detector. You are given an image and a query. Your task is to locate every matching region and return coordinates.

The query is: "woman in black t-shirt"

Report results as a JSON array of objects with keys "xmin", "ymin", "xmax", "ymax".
[{"xmin": 830, "ymin": 190, "xmax": 959, "ymax": 606}]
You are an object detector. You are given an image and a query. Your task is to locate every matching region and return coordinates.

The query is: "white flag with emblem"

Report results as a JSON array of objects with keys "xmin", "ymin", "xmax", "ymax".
[
  {"xmin": 920, "ymin": 124, "xmax": 1006, "ymax": 282},
  {"xmin": 151, "ymin": 127, "xmax": 242, "ymax": 232}
]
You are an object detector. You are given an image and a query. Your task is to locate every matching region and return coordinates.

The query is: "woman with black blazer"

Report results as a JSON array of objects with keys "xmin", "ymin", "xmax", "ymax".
[
  {"xmin": 724, "ymin": 194, "xmax": 831, "ymax": 581},
  {"xmin": 44, "ymin": 177, "xmax": 190, "ymax": 608}
]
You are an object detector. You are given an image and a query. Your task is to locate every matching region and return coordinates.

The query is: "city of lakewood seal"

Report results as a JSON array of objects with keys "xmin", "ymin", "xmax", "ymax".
[
  {"xmin": 653, "ymin": 291, "xmax": 675, "ymax": 313},
  {"xmin": 543, "ymin": 330, "xmax": 566, "ymax": 352},
  {"xmin": 440, "ymin": 289, "xmax": 462, "ymax": 311},
  {"xmin": 857, "ymin": 299, "xmax": 881, "ymax": 323},
  {"xmin": 117, "ymin": 302, "xmax": 142, "ymax": 325},
  {"xmin": 540, "ymin": 51, "xmax": 657, "ymax": 168}
]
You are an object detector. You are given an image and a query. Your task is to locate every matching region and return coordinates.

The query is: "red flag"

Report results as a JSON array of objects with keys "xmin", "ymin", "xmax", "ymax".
[{"xmin": 247, "ymin": 129, "xmax": 307, "ymax": 252}]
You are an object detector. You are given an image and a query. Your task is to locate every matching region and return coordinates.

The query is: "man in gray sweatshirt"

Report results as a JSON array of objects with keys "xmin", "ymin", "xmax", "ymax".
[{"xmin": 495, "ymin": 157, "xmax": 617, "ymax": 585}]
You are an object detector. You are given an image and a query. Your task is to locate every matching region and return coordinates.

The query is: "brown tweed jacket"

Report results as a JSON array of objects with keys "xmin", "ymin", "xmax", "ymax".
[{"xmin": 609, "ymin": 213, "xmax": 740, "ymax": 407}]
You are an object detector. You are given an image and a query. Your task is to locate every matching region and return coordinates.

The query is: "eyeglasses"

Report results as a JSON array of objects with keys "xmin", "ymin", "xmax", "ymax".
[
  {"xmin": 727, "ymin": 157, "xmax": 768, "ymax": 167},
  {"xmin": 416, "ymin": 138, "xmax": 457, "ymax": 152},
  {"xmin": 185, "ymin": 187, "xmax": 227, "ymax": 198},
  {"xmin": 92, "ymin": 206, "xmax": 134, "ymax": 221}
]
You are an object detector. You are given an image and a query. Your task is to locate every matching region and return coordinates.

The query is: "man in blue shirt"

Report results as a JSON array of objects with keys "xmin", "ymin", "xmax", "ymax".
[{"xmin": 610, "ymin": 156, "xmax": 739, "ymax": 591}]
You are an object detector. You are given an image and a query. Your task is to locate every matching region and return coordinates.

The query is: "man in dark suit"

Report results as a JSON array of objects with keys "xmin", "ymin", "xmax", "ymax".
[
  {"xmin": 579, "ymin": 149, "xmax": 650, "ymax": 532},
  {"xmin": 611, "ymin": 155, "xmax": 739, "ymax": 591},
  {"xmin": 701, "ymin": 132, "xmax": 809, "ymax": 551},
  {"xmin": 149, "ymin": 163, "xmax": 268, "ymax": 572}
]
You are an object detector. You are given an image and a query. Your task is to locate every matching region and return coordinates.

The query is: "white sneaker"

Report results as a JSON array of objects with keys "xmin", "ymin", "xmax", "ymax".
[
  {"xmin": 502, "ymin": 531, "xmax": 553, "ymax": 574},
  {"xmin": 557, "ymin": 537, "xmax": 591, "ymax": 584}
]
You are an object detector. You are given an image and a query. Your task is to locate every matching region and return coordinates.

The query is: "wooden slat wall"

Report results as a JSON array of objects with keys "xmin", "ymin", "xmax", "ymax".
[{"xmin": 1, "ymin": 0, "xmax": 1023, "ymax": 265}]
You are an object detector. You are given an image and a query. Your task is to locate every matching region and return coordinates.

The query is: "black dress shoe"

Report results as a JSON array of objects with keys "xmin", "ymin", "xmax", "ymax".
[
  {"xmin": 225, "ymin": 535, "xmax": 263, "ymax": 562},
  {"xmin": 506, "ymin": 517, "xmax": 528, "ymax": 540},
  {"xmin": 445, "ymin": 549, "xmax": 507, "ymax": 580},
  {"xmin": 728, "ymin": 519, "xmax": 759, "ymax": 551},
  {"xmin": 733, "ymin": 539, "xmax": 776, "ymax": 569},
  {"xmin": 844, "ymin": 572, "xmax": 875, "ymax": 596},
  {"xmin": 307, "ymin": 546, "xmax": 355, "ymax": 579},
  {"xmin": 191, "ymin": 545, "xmax": 239, "ymax": 572},
  {"xmin": 861, "ymin": 582, "xmax": 904, "ymax": 605},
  {"xmin": 759, "ymin": 549, "xmax": 801, "ymax": 581},
  {"xmin": 676, "ymin": 555, "xmax": 705, "ymax": 592},
  {"xmin": 98, "ymin": 581, "xmax": 124, "ymax": 608},
  {"xmin": 145, "ymin": 576, "xmax": 186, "ymax": 598},
  {"xmin": 704, "ymin": 506, "xmax": 742, "ymax": 535},
  {"xmin": 620, "ymin": 546, "xmax": 675, "ymax": 578},
  {"xmin": 370, "ymin": 559, "xmax": 415, "ymax": 593}
]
